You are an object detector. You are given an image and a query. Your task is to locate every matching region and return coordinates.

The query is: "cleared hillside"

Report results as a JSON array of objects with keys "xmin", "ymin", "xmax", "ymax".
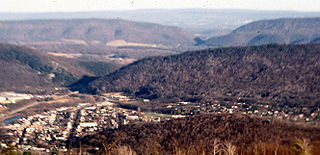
[
  {"xmin": 204, "ymin": 18, "xmax": 320, "ymax": 47},
  {"xmin": 76, "ymin": 114, "xmax": 320, "ymax": 154},
  {"xmin": 77, "ymin": 44, "xmax": 320, "ymax": 106},
  {"xmin": 0, "ymin": 43, "xmax": 119, "ymax": 93}
]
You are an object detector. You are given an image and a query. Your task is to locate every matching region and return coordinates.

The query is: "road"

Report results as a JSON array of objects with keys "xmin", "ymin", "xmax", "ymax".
[
  {"xmin": 0, "ymin": 101, "xmax": 40, "ymax": 122},
  {"xmin": 7, "ymin": 101, "xmax": 40, "ymax": 115},
  {"xmin": 1, "ymin": 92, "xmax": 76, "ymax": 122}
]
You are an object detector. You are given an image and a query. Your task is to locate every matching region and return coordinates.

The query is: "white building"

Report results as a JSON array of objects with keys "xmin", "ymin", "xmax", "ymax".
[{"xmin": 79, "ymin": 122, "xmax": 98, "ymax": 127}]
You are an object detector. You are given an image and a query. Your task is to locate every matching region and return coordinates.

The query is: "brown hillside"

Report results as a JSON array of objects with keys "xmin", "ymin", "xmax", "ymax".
[
  {"xmin": 78, "ymin": 114, "xmax": 320, "ymax": 154},
  {"xmin": 204, "ymin": 18, "xmax": 320, "ymax": 47},
  {"xmin": 0, "ymin": 43, "xmax": 119, "ymax": 93},
  {"xmin": 0, "ymin": 19, "xmax": 195, "ymax": 46},
  {"xmin": 80, "ymin": 43, "xmax": 320, "ymax": 106}
]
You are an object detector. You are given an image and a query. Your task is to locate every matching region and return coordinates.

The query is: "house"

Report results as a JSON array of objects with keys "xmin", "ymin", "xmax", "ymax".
[{"xmin": 79, "ymin": 122, "xmax": 98, "ymax": 127}]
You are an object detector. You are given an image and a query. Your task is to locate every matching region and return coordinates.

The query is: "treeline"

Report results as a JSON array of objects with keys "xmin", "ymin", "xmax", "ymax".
[{"xmin": 74, "ymin": 114, "xmax": 320, "ymax": 154}]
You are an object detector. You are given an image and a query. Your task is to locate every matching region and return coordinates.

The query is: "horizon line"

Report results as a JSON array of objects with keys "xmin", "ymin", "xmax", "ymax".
[{"xmin": 1, "ymin": 8, "xmax": 320, "ymax": 14}]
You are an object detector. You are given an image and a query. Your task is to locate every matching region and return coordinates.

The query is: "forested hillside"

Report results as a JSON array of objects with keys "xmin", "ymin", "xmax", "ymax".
[
  {"xmin": 79, "ymin": 44, "xmax": 320, "ymax": 106},
  {"xmin": 203, "ymin": 18, "xmax": 320, "ymax": 47},
  {"xmin": 0, "ymin": 19, "xmax": 194, "ymax": 46},
  {"xmin": 0, "ymin": 43, "xmax": 119, "ymax": 93},
  {"xmin": 0, "ymin": 19, "xmax": 196, "ymax": 63},
  {"xmin": 75, "ymin": 114, "xmax": 320, "ymax": 154}
]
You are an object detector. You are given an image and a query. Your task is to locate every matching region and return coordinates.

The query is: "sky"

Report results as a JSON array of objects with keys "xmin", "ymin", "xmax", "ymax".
[{"xmin": 1, "ymin": 0, "xmax": 320, "ymax": 13}]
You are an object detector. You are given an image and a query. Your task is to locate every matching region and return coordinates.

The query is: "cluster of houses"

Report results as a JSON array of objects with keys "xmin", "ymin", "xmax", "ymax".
[
  {"xmin": 166, "ymin": 100, "xmax": 320, "ymax": 122},
  {"xmin": 73, "ymin": 101, "xmax": 142, "ymax": 137},
  {"xmin": 73, "ymin": 99, "xmax": 177, "ymax": 138},
  {"xmin": 1, "ymin": 92, "xmax": 320, "ymax": 153},
  {"xmin": 2, "ymin": 106, "xmax": 77, "ymax": 152},
  {"xmin": 0, "ymin": 98, "xmax": 169, "ymax": 153}
]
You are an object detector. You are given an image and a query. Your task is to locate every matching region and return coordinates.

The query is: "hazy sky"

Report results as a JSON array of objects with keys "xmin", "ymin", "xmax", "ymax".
[{"xmin": 1, "ymin": 0, "xmax": 320, "ymax": 12}]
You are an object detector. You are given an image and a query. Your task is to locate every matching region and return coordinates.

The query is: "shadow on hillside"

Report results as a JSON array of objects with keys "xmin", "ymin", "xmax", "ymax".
[{"xmin": 68, "ymin": 75, "xmax": 98, "ymax": 94}]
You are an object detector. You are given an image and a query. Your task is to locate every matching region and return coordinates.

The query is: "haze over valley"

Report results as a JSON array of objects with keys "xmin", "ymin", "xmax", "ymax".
[
  {"xmin": 2, "ymin": 9, "xmax": 320, "ymax": 38},
  {"xmin": 1, "ymin": 3, "xmax": 320, "ymax": 154}
]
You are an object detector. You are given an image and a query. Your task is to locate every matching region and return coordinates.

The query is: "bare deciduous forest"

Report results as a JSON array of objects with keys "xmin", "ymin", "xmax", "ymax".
[
  {"xmin": 81, "ymin": 43, "xmax": 320, "ymax": 106},
  {"xmin": 74, "ymin": 114, "xmax": 320, "ymax": 154}
]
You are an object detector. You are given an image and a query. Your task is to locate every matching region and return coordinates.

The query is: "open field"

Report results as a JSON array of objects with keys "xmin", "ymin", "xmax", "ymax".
[
  {"xmin": 106, "ymin": 40, "xmax": 158, "ymax": 48},
  {"xmin": 47, "ymin": 52, "xmax": 83, "ymax": 59}
]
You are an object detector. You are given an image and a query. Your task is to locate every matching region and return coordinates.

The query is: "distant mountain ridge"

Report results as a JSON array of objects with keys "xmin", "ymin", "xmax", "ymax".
[
  {"xmin": 76, "ymin": 43, "xmax": 320, "ymax": 106},
  {"xmin": 1, "ymin": 9, "xmax": 320, "ymax": 37},
  {"xmin": 0, "ymin": 18, "xmax": 195, "ymax": 63},
  {"xmin": 0, "ymin": 18, "xmax": 195, "ymax": 46},
  {"xmin": 203, "ymin": 18, "xmax": 320, "ymax": 46}
]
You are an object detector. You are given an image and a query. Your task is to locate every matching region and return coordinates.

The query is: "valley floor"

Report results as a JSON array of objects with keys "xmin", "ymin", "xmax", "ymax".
[{"xmin": 1, "ymin": 91, "xmax": 320, "ymax": 154}]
